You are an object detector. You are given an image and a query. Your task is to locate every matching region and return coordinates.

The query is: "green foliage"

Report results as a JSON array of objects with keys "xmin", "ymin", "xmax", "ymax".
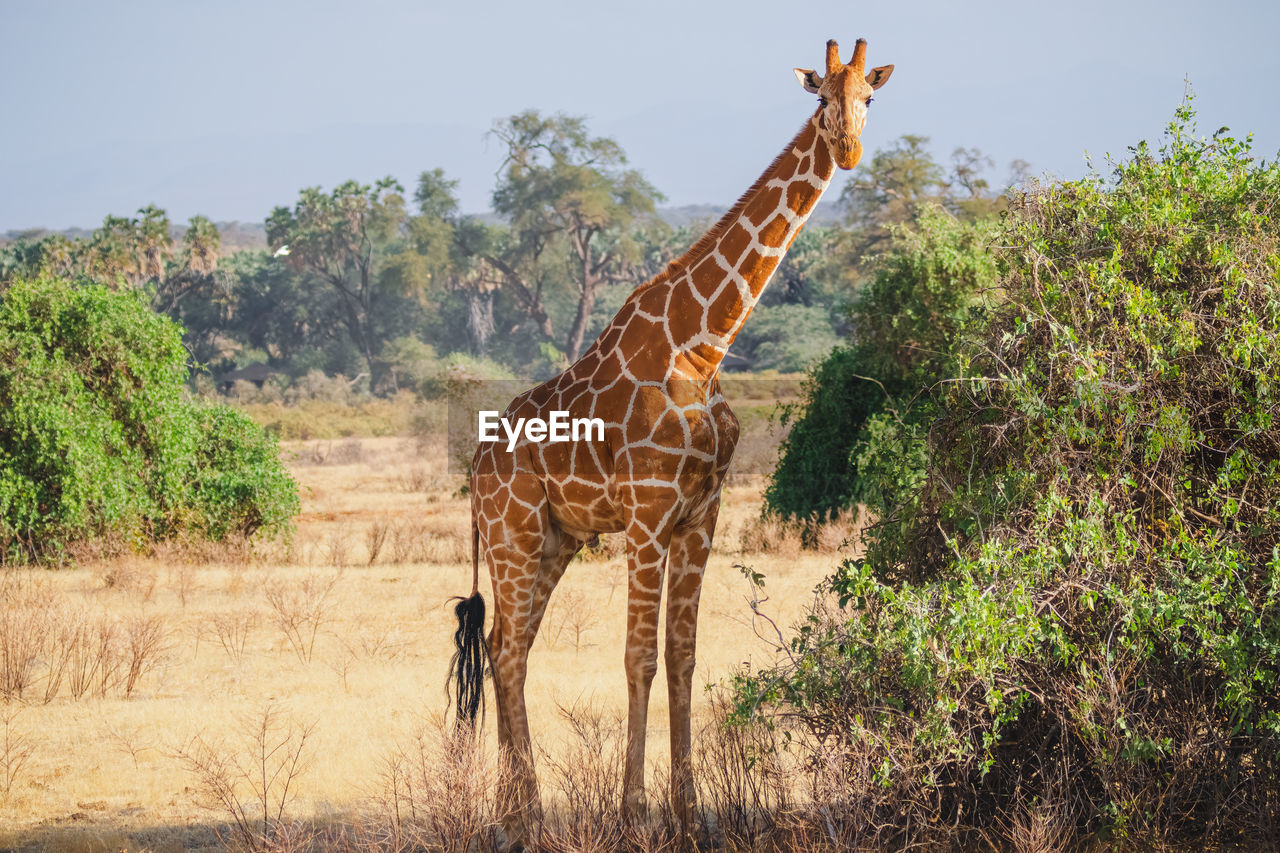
[
  {"xmin": 190, "ymin": 405, "xmax": 300, "ymax": 540},
  {"xmin": 838, "ymin": 136, "xmax": 1021, "ymax": 259},
  {"xmin": 217, "ymin": 250, "xmax": 345, "ymax": 376},
  {"xmin": 380, "ymin": 336, "xmax": 442, "ymax": 396},
  {"xmin": 840, "ymin": 134, "xmax": 945, "ymax": 237},
  {"xmin": 743, "ymin": 101, "xmax": 1280, "ymax": 842},
  {"xmin": 849, "ymin": 204, "xmax": 1000, "ymax": 383},
  {"xmin": 486, "ymin": 110, "xmax": 666, "ymax": 362},
  {"xmin": 266, "ymin": 178, "xmax": 411, "ymax": 380},
  {"xmin": 734, "ymin": 303, "xmax": 839, "ymax": 372},
  {"xmin": 766, "ymin": 205, "xmax": 998, "ymax": 521},
  {"xmin": 0, "ymin": 277, "xmax": 297, "ymax": 562},
  {"xmin": 0, "ymin": 232, "xmax": 78, "ymax": 283},
  {"xmin": 490, "ymin": 111, "xmax": 662, "ymax": 254},
  {"xmin": 763, "ymin": 347, "xmax": 902, "ymax": 521},
  {"xmin": 0, "ymin": 275, "xmax": 193, "ymax": 554},
  {"xmin": 434, "ymin": 352, "xmax": 516, "ymax": 386},
  {"xmin": 380, "ymin": 337, "xmax": 515, "ymax": 399}
]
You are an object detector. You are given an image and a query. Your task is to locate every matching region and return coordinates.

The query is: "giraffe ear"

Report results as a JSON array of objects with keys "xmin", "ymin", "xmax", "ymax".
[
  {"xmin": 794, "ymin": 68, "xmax": 823, "ymax": 94},
  {"xmin": 866, "ymin": 64, "xmax": 894, "ymax": 90}
]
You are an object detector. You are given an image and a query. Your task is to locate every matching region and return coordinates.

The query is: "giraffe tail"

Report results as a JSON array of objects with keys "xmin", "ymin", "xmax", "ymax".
[{"xmin": 447, "ymin": 521, "xmax": 486, "ymax": 733}]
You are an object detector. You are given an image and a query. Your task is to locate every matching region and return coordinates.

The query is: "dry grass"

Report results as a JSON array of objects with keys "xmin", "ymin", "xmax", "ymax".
[
  {"xmin": 0, "ymin": 580, "xmax": 171, "ymax": 704},
  {"xmin": 1, "ymin": 705, "xmax": 35, "ymax": 801},
  {"xmin": 0, "ymin": 432, "xmax": 849, "ymax": 851},
  {"xmin": 233, "ymin": 393, "xmax": 419, "ymax": 441},
  {"xmin": 737, "ymin": 506, "xmax": 865, "ymax": 558},
  {"xmin": 173, "ymin": 704, "xmax": 316, "ymax": 852}
]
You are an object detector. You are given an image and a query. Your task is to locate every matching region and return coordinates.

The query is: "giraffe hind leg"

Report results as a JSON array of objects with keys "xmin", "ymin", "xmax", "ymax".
[
  {"xmin": 488, "ymin": 545, "xmax": 541, "ymax": 851},
  {"xmin": 527, "ymin": 524, "xmax": 584, "ymax": 639},
  {"xmin": 484, "ymin": 500, "xmax": 578, "ymax": 850},
  {"xmin": 483, "ymin": 529, "xmax": 579, "ymax": 766}
]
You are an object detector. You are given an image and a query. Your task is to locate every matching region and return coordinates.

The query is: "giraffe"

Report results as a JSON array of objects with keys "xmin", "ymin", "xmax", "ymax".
[{"xmin": 452, "ymin": 38, "xmax": 893, "ymax": 849}]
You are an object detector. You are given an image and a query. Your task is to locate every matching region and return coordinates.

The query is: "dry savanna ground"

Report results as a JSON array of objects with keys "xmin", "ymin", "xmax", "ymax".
[{"xmin": 0, "ymin": 407, "xmax": 863, "ymax": 851}]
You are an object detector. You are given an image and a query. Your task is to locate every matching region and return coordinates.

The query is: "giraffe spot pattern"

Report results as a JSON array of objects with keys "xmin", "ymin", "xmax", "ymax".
[{"xmin": 466, "ymin": 94, "xmax": 877, "ymax": 847}]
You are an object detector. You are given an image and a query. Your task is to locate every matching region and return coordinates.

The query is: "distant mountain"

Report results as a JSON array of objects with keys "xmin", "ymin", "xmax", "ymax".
[
  {"xmin": 0, "ymin": 220, "xmax": 268, "ymax": 254},
  {"xmin": 657, "ymin": 200, "xmax": 845, "ymax": 228},
  {"xmin": 1, "ymin": 199, "xmax": 845, "ymax": 252}
]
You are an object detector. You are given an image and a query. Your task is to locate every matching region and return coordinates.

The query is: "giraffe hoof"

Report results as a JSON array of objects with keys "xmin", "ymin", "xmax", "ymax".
[
  {"xmin": 499, "ymin": 816, "xmax": 542, "ymax": 853},
  {"xmin": 622, "ymin": 795, "xmax": 649, "ymax": 827},
  {"xmin": 497, "ymin": 818, "xmax": 521, "ymax": 852}
]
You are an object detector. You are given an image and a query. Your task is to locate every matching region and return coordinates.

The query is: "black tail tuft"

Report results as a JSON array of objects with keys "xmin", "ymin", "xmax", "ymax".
[{"xmin": 448, "ymin": 591, "xmax": 487, "ymax": 731}]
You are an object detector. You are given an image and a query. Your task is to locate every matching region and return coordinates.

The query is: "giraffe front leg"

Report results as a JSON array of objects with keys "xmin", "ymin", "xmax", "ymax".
[
  {"xmin": 621, "ymin": 503, "xmax": 675, "ymax": 826},
  {"xmin": 666, "ymin": 504, "xmax": 719, "ymax": 839}
]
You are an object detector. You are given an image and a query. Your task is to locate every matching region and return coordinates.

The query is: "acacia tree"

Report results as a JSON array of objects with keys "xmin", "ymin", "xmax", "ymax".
[
  {"xmin": 839, "ymin": 134, "xmax": 946, "ymax": 244},
  {"xmin": 842, "ymin": 136, "xmax": 1030, "ymax": 241},
  {"xmin": 410, "ymin": 169, "xmax": 505, "ymax": 356},
  {"xmin": 486, "ymin": 111, "xmax": 664, "ymax": 362},
  {"xmin": 266, "ymin": 178, "xmax": 407, "ymax": 378}
]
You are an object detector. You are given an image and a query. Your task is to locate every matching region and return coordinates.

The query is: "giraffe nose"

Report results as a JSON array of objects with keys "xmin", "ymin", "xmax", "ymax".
[{"xmin": 832, "ymin": 137, "xmax": 863, "ymax": 170}]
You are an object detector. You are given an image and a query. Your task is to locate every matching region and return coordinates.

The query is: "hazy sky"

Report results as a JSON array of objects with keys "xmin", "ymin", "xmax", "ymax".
[{"xmin": 2, "ymin": 0, "xmax": 1278, "ymax": 231}]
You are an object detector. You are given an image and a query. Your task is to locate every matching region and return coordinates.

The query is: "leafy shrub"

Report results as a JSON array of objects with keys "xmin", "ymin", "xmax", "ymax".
[
  {"xmin": 0, "ymin": 277, "xmax": 297, "ymax": 561},
  {"xmin": 434, "ymin": 352, "xmax": 515, "ymax": 388},
  {"xmin": 190, "ymin": 405, "xmax": 299, "ymax": 540},
  {"xmin": 284, "ymin": 369, "xmax": 367, "ymax": 405},
  {"xmin": 763, "ymin": 346, "xmax": 904, "ymax": 520},
  {"xmin": 380, "ymin": 335, "xmax": 441, "ymax": 395},
  {"xmin": 766, "ymin": 204, "xmax": 998, "ymax": 521},
  {"xmin": 740, "ymin": 103, "xmax": 1280, "ymax": 845}
]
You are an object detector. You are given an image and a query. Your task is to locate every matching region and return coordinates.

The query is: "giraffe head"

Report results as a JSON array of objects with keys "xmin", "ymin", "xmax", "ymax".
[{"xmin": 794, "ymin": 39, "xmax": 893, "ymax": 170}]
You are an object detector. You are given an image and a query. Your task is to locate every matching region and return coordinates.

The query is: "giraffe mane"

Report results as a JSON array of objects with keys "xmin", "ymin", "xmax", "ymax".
[{"xmin": 636, "ymin": 113, "xmax": 820, "ymax": 294}]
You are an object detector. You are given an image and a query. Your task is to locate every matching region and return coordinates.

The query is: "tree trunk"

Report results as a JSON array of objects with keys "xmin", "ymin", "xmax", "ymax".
[
  {"xmin": 563, "ymin": 277, "xmax": 597, "ymax": 363},
  {"xmin": 467, "ymin": 289, "xmax": 496, "ymax": 356},
  {"xmin": 482, "ymin": 253, "xmax": 555, "ymax": 344}
]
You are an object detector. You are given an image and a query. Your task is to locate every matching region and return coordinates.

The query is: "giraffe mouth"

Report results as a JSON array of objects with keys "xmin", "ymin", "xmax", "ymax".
[{"xmin": 832, "ymin": 137, "xmax": 863, "ymax": 171}]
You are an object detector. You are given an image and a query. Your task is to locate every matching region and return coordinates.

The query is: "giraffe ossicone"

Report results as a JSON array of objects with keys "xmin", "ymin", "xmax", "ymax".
[{"xmin": 449, "ymin": 37, "xmax": 893, "ymax": 850}]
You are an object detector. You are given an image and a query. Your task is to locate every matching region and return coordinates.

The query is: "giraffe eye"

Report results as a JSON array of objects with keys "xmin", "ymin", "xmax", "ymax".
[
  {"xmin": 866, "ymin": 97, "xmax": 874, "ymax": 106},
  {"xmin": 818, "ymin": 96, "xmax": 828, "ymax": 108}
]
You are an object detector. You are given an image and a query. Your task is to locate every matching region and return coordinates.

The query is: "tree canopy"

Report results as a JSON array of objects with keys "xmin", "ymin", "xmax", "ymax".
[{"xmin": 0, "ymin": 115, "xmax": 1018, "ymax": 389}]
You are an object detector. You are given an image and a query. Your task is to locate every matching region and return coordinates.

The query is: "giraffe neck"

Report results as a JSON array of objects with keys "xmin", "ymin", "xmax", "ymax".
[{"xmin": 664, "ymin": 114, "xmax": 835, "ymax": 377}]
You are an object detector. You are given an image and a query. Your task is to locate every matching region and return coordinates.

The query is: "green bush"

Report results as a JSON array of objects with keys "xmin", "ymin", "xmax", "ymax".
[
  {"xmin": 0, "ymin": 277, "xmax": 298, "ymax": 561},
  {"xmin": 762, "ymin": 346, "xmax": 904, "ymax": 520},
  {"xmin": 190, "ymin": 405, "xmax": 300, "ymax": 540},
  {"xmin": 380, "ymin": 335, "xmax": 441, "ymax": 395},
  {"xmin": 739, "ymin": 102, "xmax": 1280, "ymax": 844},
  {"xmin": 765, "ymin": 204, "xmax": 998, "ymax": 521}
]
